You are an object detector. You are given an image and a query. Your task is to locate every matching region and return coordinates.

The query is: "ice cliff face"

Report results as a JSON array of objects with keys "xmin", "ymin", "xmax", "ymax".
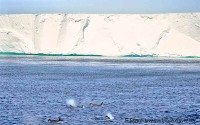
[{"xmin": 0, "ymin": 13, "xmax": 200, "ymax": 57}]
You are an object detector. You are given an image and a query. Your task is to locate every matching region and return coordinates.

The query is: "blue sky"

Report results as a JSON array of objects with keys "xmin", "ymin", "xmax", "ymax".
[{"xmin": 0, "ymin": 0, "xmax": 200, "ymax": 14}]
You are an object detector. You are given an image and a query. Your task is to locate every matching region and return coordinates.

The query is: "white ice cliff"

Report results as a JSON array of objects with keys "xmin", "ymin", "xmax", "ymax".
[{"xmin": 0, "ymin": 13, "xmax": 200, "ymax": 57}]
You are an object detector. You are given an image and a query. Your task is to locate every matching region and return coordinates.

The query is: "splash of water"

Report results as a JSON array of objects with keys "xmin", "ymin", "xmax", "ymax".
[
  {"xmin": 106, "ymin": 113, "xmax": 114, "ymax": 120},
  {"xmin": 66, "ymin": 99, "xmax": 77, "ymax": 107}
]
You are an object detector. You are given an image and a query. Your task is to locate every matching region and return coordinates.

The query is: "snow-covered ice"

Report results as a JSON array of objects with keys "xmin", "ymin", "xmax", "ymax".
[{"xmin": 0, "ymin": 13, "xmax": 200, "ymax": 57}]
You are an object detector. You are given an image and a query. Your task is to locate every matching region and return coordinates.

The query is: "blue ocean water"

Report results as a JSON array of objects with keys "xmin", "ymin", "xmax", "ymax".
[{"xmin": 0, "ymin": 56, "xmax": 200, "ymax": 125}]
